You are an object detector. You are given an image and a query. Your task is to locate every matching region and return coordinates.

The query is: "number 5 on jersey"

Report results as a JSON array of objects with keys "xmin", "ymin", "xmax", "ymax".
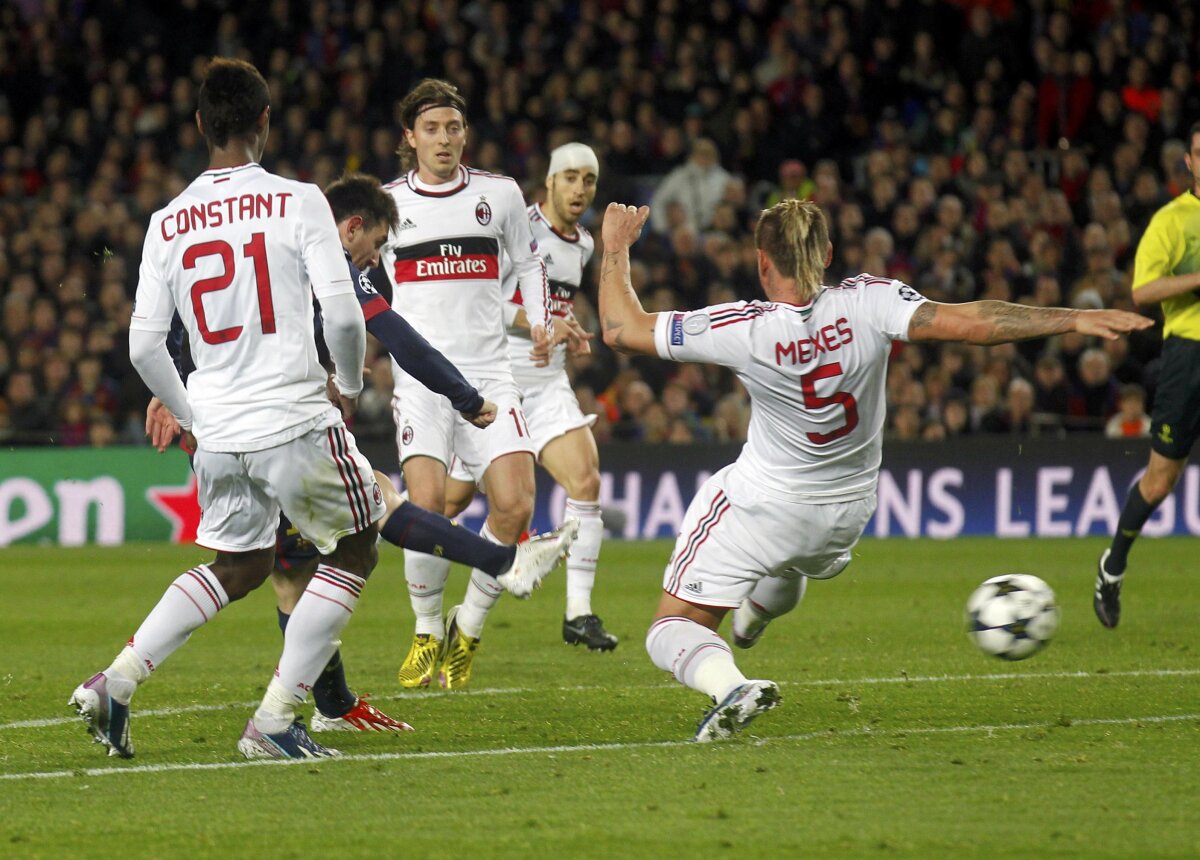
[{"xmin": 801, "ymin": 361, "xmax": 859, "ymax": 444}]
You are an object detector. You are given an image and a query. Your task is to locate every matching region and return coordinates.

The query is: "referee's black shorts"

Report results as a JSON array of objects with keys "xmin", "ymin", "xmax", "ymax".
[{"xmin": 1150, "ymin": 335, "xmax": 1200, "ymax": 459}]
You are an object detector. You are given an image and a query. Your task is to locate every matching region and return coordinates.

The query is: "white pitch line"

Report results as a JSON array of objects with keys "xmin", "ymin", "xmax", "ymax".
[
  {"xmin": 4, "ymin": 667, "xmax": 1197, "ymax": 732},
  {"xmin": 2, "ymin": 712, "xmax": 1196, "ymax": 783}
]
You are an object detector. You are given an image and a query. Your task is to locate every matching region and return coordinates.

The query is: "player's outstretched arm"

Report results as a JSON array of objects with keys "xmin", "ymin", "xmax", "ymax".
[
  {"xmin": 907, "ymin": 300, "xmax": 1153, "ymax": 345},
  {"xmin": 365, "ymin": 309, "xmax": 486, "ymax": 417},
  {"xmin": 599, "ymin": 203, "xmax": 657, "ymax": 356}
]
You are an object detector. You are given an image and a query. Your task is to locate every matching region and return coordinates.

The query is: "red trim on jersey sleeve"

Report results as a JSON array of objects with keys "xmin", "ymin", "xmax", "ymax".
[{"xmin": 359, "ymin": 295, "xmax": 391, "ymax": 321}]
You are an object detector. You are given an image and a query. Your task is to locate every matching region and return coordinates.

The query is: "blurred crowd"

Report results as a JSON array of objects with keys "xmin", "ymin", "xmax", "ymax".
[{"xmin": 1, "ymin": 0, "xmax": 1195, "ymax": 448}]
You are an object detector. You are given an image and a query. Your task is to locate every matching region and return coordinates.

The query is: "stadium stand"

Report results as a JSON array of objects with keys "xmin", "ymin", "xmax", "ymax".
[{"xmin": 0, "ymin": 0, "xmax": 1192, "ymax": 448}]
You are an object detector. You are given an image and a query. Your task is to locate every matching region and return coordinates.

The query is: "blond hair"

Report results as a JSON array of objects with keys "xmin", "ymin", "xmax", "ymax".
[{"xmin": 754, "ymin": 199, "xmax": 829, "ymax": 301}]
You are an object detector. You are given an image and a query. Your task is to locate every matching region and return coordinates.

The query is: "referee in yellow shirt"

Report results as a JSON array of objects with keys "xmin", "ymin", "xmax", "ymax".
[{"xmin": 1096, "ymin": 120, "xmax": 1200, "ymax": 628}]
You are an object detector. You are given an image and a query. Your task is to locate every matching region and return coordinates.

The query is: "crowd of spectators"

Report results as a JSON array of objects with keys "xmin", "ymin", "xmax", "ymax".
[{"xmin": 0, "ymin": 0, "xmax": 1195, "ymax": 448}]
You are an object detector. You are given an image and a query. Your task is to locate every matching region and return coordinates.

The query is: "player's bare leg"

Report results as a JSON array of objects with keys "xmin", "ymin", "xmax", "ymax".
[
  {"xmin": 645, "ymin": 591, "xmax": 780, "ymax": 742},
  {"xmin": 540, "ymin": 427, "xmax": 616, "ymax": 651},
  {"xmin": 71, "ymin": 548, "xmax": 273, "ymax": 758},
  {"xmin": 440, "ymin": 451, "xmax": 536, "ymax": 688},
  {"xmin": 1097, "ymin": 450, "xmax": 1186, "ymax": 627},
  {"xmin": 443, "ymin": 473, "xmax": 477, "ymax": 518}
]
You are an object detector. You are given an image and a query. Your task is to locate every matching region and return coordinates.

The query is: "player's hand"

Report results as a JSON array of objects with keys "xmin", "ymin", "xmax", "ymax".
[
  {"xmin": 549, "ymin": 317, "xmax": 593, "ymax": 358},
  {"xmin": 530, "ymin": 323, "xmax": 551, "ymax": 366},
  {"xmin": 326, "ymin": 374, "xmax": 360, "ymax": 417},
  {"xmin": 462, "ymin": 399, "xmax": 498, "ymax": 429},
  {"xmin": 602, "ymin": 203, "xmax": 651, "ymax": 250},
  {"xmin": 180, "ymin": 430, "xmax": 198, "ymax": 455},
  {"xmin": 145, "ymin": 397, "xmax": 181, "ymax": 453},
  {"xmin": 1074, "ymin": 309, "xmax": 1154, "ymax": 340}
]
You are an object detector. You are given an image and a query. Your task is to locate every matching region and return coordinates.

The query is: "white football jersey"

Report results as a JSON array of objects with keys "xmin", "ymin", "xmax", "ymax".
[
  {"xmin": 653, "ymin": 274, "xmax": 928, "ymax": 502},
  {"xmin": 131, "ymin": 163, "xmax": 352, "ymax": 452},
  {"xmin": 381, "ymin": 166, "xmax": 549, "ymax": 381},
  {"xmin": 502, "ymin": 203, "xmax": 594, "ymax": 383}
]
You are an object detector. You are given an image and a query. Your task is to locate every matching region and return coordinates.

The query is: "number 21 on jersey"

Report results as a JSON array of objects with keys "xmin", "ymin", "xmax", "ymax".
[{"xmin": 184, "ymin": 232, "xmax": 276, "ymax": 344}]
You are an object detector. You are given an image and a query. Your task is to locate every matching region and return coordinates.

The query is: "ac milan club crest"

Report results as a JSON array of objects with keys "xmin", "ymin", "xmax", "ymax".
[
  {"xmin": 402, "ymin": 426, "xmax": 414, "ymax": 445},
  {"xmin": 475, "ymin": 197, "xmax": 492, "ymax": 225},
  {"xmin": 372, "ymin": 482, "xmax": 383, "ymax": 506}
]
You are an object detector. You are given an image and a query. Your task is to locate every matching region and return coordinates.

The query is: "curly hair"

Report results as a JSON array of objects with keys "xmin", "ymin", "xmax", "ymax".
[{"xmin": 197, "ymin": 58, "xmax": 270, "ymax": 148}]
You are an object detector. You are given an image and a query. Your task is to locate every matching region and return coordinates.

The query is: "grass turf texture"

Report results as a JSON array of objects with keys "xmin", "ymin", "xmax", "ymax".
[{"xmin": 1, "ymin": 538, "xmax": 1197, "ymax": 859}]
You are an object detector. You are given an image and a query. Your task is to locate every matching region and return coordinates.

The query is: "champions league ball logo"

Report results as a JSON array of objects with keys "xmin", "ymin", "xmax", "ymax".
[{"xmin": 475, "ymin": 197, "xmax": 492, "ymax": 225}]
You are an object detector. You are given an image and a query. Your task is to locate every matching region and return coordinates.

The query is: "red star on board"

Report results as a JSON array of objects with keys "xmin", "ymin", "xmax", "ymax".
[{"xmin": 146, "ymin": 472, "xmax": 201, "ymax": 544}]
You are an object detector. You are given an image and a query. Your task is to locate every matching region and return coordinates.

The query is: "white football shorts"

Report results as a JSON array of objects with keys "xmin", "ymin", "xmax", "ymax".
[
  {"xmin": 663, "ymin": 464, "xmax": 877, "ymax": 608},
  {"xmin": 194, "ymin": 421, "xmax": 384, "ymax": 555},
  {"xmin": 516, "ymin": 368, "xmax": 597, "ymax": 456},
  {"xmin": 393, "ymin": 375, "xmax": 535, "ymax": 474}
]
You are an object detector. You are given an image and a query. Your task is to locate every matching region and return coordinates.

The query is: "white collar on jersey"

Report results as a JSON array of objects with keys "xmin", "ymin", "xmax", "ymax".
[
  {"xmin": 534, "ymin": 202, "xmax": 581, "ymax": 243},
  {"xmin": 408, "ymin": 165, "xmax": 469, "ymax": 197}
]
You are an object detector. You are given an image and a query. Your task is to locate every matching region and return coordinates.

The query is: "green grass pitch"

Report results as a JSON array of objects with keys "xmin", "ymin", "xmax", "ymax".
[{"xmin": 1, "ymin": 538, "xmax": 1197, "ymax": 858}]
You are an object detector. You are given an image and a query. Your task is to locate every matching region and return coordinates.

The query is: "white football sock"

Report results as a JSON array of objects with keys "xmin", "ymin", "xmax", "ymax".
[
  {"xmin": 405, "ymin": 549, "xmax": 451, "ymax": 637},
  {"xmin": 645, "ymin": 616, "xmax": 746, "ymax": 702},
  {"xmin": 255, "ymin": 564, "xmax": 364, "ymax": 733},
  {"xmin": 564, "ymin": 498, "xmax": 602, "ymax": 619},
  {"xmin": 115, "ymin": 565, "xmax": 229, "ymax": 699},
  {"xmin": 455, "ymin": 521, "xmax": 505, "ymax": 639}
]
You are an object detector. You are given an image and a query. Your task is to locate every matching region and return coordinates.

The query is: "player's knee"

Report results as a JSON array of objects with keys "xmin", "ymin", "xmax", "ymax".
[
  {"xmin": 1148, "ymin": 470, "xmax": 1182, "ymax": 503},
  {"xmin": 327, "ymin": 527, "xmax": 379, "ymax": 578},
  {"xmin": 567, "ymin": 469, "xmax": 601, "ymax": 502},
  {"xmin": 211, "ymin": 550, "xmax": 273, "ymax": 602},
  {"xmin": 492, "ymin": 496, "xmax": 533, "ymax": 534}
]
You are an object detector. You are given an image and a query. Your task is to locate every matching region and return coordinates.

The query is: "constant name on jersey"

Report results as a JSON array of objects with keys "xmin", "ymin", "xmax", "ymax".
[
  {"xmin": 160, "ymin": 192, "xmax": 294, "ymax": 241},
  {"xmin": 775, "ymin": 318, "xmax": 854, "ymax": 366},
  {"xmin": 393, "ymin": 236, "xmax": 500, "ymax": 283}
]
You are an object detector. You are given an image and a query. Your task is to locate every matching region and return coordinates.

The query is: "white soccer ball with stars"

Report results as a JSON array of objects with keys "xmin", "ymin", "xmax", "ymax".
[{"xmin": 965, "ymin": 573, "xmax": 1060, "ymax": 661}]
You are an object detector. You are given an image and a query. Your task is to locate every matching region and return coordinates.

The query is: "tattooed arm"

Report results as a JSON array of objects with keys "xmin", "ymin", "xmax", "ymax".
[
  {"xmin": 598, "ymin": 203, "xmax": 658, "ymax": 355},
  {"xmin": 907, "ymin": 300, "xmax": 1153, "ymax": 345}
]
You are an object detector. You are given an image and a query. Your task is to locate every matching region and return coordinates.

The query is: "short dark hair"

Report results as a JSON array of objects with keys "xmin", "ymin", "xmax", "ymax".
[
  {"xmin": 197, "ymin": 58, "xmax": 270, "ymax": 148},
  {"xmin": 396, "ymin": 79, "xmax": 468, "ymax": 170},
  {"xmin": 324, "ymin": 173, "xmax": 399, "ymax": 231}
]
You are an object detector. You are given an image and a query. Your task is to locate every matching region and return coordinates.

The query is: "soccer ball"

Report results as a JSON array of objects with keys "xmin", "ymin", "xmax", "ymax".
[{"xmin": 965, "ymin": 574, "xmax": 1060, "ymax": 661}]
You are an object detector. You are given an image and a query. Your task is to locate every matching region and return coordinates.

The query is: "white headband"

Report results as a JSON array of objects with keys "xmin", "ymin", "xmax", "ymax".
[{"xmin": 547, "ymin": 142, "xmax": 599, "ymax": 179}]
